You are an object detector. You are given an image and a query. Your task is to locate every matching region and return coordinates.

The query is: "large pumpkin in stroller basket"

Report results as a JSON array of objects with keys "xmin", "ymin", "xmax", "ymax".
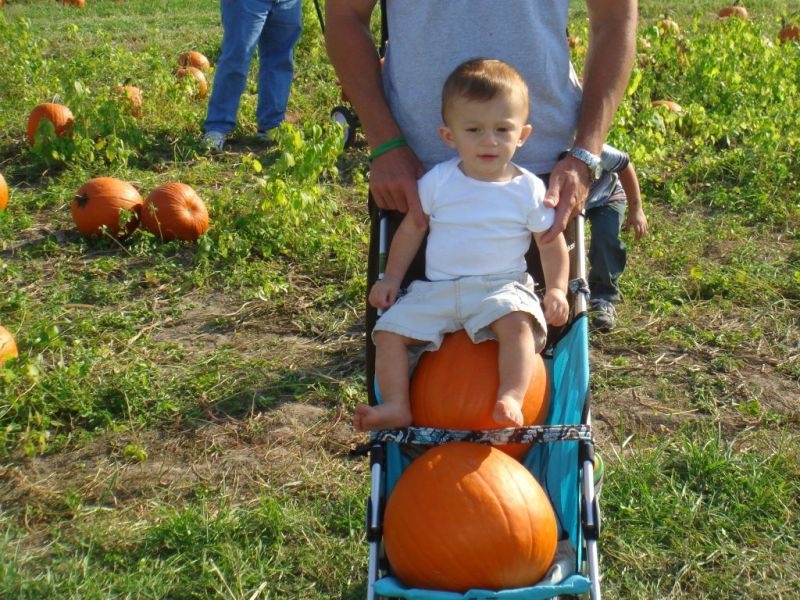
[
  {"xmin": 410, "ymin": 329, "xmax": 549, "ymax": 459},
  {"xmin": 384, "ymin": 442, "xmax": 558, "ymax": 592}
]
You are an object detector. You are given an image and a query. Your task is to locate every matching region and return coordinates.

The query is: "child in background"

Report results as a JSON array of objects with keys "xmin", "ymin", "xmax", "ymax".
[
  {"xmin": 354, "ymin": 58, "xmax": 569, "ymax": 432},
  {"xmin": 584, "ymin": 145, "xmax": 648, "ymax": 331}
]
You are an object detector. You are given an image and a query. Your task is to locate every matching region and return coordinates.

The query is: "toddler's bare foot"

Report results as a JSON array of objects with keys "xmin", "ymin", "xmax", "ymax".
[
  {"xmin": 353, "ymin": 403, "xmax": 413, "ymax": 432},
  {"xmin": 493, "ymin": 396, "xmax": 524, "ymax": 427}
]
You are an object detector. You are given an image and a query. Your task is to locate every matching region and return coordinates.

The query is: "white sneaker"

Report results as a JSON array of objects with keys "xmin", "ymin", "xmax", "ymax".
[{"xmin": 202, "ymin": 130, "xmax": 226, "ymax": 151}]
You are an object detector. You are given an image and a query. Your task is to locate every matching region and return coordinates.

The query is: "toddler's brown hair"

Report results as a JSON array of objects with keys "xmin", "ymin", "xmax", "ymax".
[{"xmin": 441, "ymin": 58, "xmax": 530, "ymax": 123}]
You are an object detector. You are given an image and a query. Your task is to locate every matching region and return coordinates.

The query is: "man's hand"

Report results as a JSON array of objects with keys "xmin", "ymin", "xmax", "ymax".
[
  {"xmin": 368, "ymin": 275, "xmax": 402, "ymax": 309},
  {"xmin": 541, "ymin": 155, "xmax": 590, "ymax": 243},
  {"xmin": 370, "ymin": 146, "xmax": 426, "ymax": 227}
]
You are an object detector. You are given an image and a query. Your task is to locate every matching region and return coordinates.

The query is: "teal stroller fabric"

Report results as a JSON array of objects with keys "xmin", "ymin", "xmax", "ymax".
[{"xmin": 374, "ymin": 314, "xmax": 592, "ymax": 599}]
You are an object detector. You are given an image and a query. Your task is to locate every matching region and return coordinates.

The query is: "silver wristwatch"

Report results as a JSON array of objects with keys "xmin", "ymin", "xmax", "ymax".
[{"xmin": 567, "ymin": 147, "xmax": 603, "ymax": 181}]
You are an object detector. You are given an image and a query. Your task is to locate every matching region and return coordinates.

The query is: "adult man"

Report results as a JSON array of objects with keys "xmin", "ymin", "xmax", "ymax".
[{"xmin": 325, "ymin": 0, "xmax": 637, "ymax": 240}]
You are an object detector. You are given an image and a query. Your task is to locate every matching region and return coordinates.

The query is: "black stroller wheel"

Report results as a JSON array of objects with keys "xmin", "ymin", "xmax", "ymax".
[{"xmin": 331, "ymin": 105, "xmax": 359, "ymax": 148}]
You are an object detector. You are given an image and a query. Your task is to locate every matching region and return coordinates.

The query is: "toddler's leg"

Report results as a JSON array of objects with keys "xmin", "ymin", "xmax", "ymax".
[
  {"xmin": 489, "ymin": 312, "xmax": 537, "ymax": 427},
  {"xmin": 353, "ymin": 331, "xmax": 416, "ymax": 432}
]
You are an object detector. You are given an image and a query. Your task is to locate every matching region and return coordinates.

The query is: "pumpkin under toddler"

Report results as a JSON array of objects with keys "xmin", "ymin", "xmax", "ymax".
[
  {"xmin": 384, "ymin": 442, "xmax": 558, "ymax": 592},
  {"xmin": 410, "ymin": 329, "xmax": 550, "ymax": 459}
]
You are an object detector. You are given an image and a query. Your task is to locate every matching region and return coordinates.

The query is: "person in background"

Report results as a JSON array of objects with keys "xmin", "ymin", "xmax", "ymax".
[
  {"xmin": 354, "ymin": 59, "xmax": 569, "ymax": 432},
  {"xmin": 203, "ymin": 0, "xmax": 303, "ymax": 151},
  {"xmin": 584, "ymin": 145, "xmax": 648, "ymax": 331}
]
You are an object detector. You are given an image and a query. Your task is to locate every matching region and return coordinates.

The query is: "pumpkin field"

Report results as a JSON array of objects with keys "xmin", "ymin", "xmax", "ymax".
[{"xmin": 1, "ymin": 0, "xmax": 799, "ymax": 598}]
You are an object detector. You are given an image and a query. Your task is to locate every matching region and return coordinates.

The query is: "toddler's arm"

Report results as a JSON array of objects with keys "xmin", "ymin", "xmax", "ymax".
[
  {"xmin": 534, "ymin": 232, "xmax": 569, "ymax": 327},
  {"xmin": 368, "ymin": 212, "xmax": 428, "ymax": 309},
  {"xmin": 619, "ymin": 163, "xmax": 649, "ymax": 240}
]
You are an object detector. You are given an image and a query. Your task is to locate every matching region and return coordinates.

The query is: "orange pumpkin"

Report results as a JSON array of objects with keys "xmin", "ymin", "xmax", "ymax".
[
  {"xmin": 176, "ymin": 66, "xmax": 208, "ymax": 99},
  {"xmin": 27, "ymin": 103, "xmax": 75, "ymax": 145},
  {"xmin": 658, "ymin": 18, "xmax": 680, "ymax": 35},
  {"xmin": 0, "ymin": 173, "xmax": 8, "ymax": 211},
  {"xmin": 178, "ymin": 51, "xmax": 211, "ymax": 72},
  {"xmin": 651, "ymin": 99, "xmax": 682, "ymax": 113},
  {"xmin": 140, "ymin": 183, "xmax": 209, "ymax": 242},
  {"xmin": 62, "ymin": 0, "xmax": 85, "ymax": 7},
  {"xmin": 410, "ymin": 329, "xmax": 549, "ymax": 459},
  {"xmin": 718, "ymin": 5, "xmax": 748, "ymax": 19},
  {"xmin": 0, "ymin": 326, "xmax": 19, "ymax": 366},
  {"xmin": 779, "ymin": 22, "xmax": 800, "ymax": 43},
  {"xmin": 384, "ymin": 442, "xmax": 558, "ymax": 592},
  {"xmin": 71, "ymin": 177, "xmax": 143, "ymax": 238},
  {"xmin": 114, "ymin": 84, "xmax": 143, "ymax": 117}
]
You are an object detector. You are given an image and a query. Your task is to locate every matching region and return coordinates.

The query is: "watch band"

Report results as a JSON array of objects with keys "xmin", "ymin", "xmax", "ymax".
[{"xmin": 567, "ymin": 147, "xmax": 602, "ymax": 180}]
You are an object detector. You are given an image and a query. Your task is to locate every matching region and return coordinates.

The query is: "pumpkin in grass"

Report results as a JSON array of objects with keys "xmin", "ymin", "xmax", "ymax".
[
  {"xmin": 114, "ymin": 84, "xmax": 143, "ymax": 117},
  {"xmin": 651, "ymin": 99, "xmax": 682, "ymax": 113},
  {"xmin": 658, "ymin": 18, "xmax": 680, "ymax": 35},
  {"xmin": 410, "ymin": 329, "xmax": 549, "ymax": 459},
  {"xmin": 141, "ymin": 183, "xmax": 209, "ymax": 242},
  {"xmin": 384, "ymin": 442, "xmax": 558, "ymax": 592},
  {"xmin": 718, "ymin": 4, "xmax": 748, "ymax": 19},
  {"xmin": 779, "ymin": 20, "xmax": 800, "ymax": 43},
  {"xmin": 0, "ymin": 326, "xmax": 19, "ymax": 366},
  {"xmin": 27, "ymin": 103, "xmax": 75, "ymax": 145},
  {"xmin": 178, "ymin": 51, "xmax": 211, "ymax": 72},
  {"xmin": 0, "ymin": 173, "xmax": 8, "ymax": 211},
  {"xmin": 62, "ymin": 0, "xmax": 85, "ymax": 7},
  {"xmin": 71, "ymin": 177, "xmax": 143, "ymax": 238},
  {"xmin": 176, "ymin": 66, "xmax": 208, "ymax": 99}
]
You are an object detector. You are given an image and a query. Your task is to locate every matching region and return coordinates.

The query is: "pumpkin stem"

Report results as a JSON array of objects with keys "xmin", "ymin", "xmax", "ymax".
[{"xmin": 74, "ymin": 193, "xmax": 89, "ymax": 208}]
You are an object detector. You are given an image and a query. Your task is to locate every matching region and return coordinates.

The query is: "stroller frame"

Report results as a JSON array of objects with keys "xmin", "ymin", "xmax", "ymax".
[{"xmin": 361, "ymin": 207, "xmax": 602, "ymax": 600}]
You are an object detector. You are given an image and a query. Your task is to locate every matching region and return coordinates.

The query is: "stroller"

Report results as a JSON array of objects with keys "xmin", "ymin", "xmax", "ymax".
[{"xmin": 358, "ymin": 207, "xmax": 603, "ymax": 600}]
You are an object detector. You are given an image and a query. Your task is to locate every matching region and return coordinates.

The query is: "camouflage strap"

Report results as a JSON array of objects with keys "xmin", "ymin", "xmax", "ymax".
[
  {"xmin": 569, "ymin": 277, "xmax": 591, "ymax": 297},
  {"xmin": 371, "ymin": 424, "xmax": 594, "ymax": 446}
]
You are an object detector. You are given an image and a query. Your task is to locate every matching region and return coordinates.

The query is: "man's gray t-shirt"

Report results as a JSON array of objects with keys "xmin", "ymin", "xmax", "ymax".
[{"xmin": 383, "ymin": 0, "xmax": 582, "ymax": 175}]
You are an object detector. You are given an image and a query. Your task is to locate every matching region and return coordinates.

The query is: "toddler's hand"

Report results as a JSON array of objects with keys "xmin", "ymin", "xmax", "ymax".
[
  {"xmin": 369, "ymin": 277, "xmax": 400, "ymax": 309},
  {"xmin": 543, "ymin": 288, "xmax": 569, "ymax": 327}
]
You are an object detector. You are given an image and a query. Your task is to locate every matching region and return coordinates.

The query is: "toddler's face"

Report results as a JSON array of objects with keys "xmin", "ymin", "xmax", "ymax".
[{"xmin": 439, "ymin": 91, "xmax": 532, "ymax": 182}]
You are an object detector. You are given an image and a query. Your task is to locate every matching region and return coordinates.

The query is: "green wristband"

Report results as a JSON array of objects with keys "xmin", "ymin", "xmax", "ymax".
[{"xmin": 369, "ymin": 137, "xmax": 407, "ymax": 161}]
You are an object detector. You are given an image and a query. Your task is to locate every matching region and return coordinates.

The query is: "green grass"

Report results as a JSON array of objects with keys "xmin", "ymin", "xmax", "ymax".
[{"xmin": 1, "ymin": 1, "xmax": 799, "ymax": 598}]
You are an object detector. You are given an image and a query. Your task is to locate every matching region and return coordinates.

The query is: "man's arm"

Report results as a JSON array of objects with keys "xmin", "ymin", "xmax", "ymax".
[
  {"xmin": 541, "ymin": 0, "xmax": 637, "ymax": 243},
  {"xmin": 325, "ymin": 0, "xmax": 425, "ymax": 224}
]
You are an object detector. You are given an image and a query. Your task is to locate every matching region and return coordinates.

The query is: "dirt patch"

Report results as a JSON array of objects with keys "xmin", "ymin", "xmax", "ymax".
[{"xmin": 0, "ymin": 402, "xmax": 362, "ymax": 523}]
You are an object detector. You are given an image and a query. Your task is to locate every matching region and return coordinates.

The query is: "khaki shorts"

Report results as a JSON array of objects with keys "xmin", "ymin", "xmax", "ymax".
[{"xmin": 373, "ymin": 272, "xmax": 547, "ymax": 353}]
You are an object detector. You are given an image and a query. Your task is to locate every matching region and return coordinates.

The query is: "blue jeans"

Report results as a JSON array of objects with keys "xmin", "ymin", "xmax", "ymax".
[
  {"xmin": 204, "ymin": 0, "xmax": 302, "ymax": 134},
  {"xmin": 586, "ymin": 200, "xmax": 627, "ymax": 303}
]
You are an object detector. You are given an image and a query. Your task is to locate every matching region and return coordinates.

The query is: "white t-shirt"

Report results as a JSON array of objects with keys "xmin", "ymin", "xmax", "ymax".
[{"xmin": 419, "ymin": 158, "xmax": 554, "ymax": 281}]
